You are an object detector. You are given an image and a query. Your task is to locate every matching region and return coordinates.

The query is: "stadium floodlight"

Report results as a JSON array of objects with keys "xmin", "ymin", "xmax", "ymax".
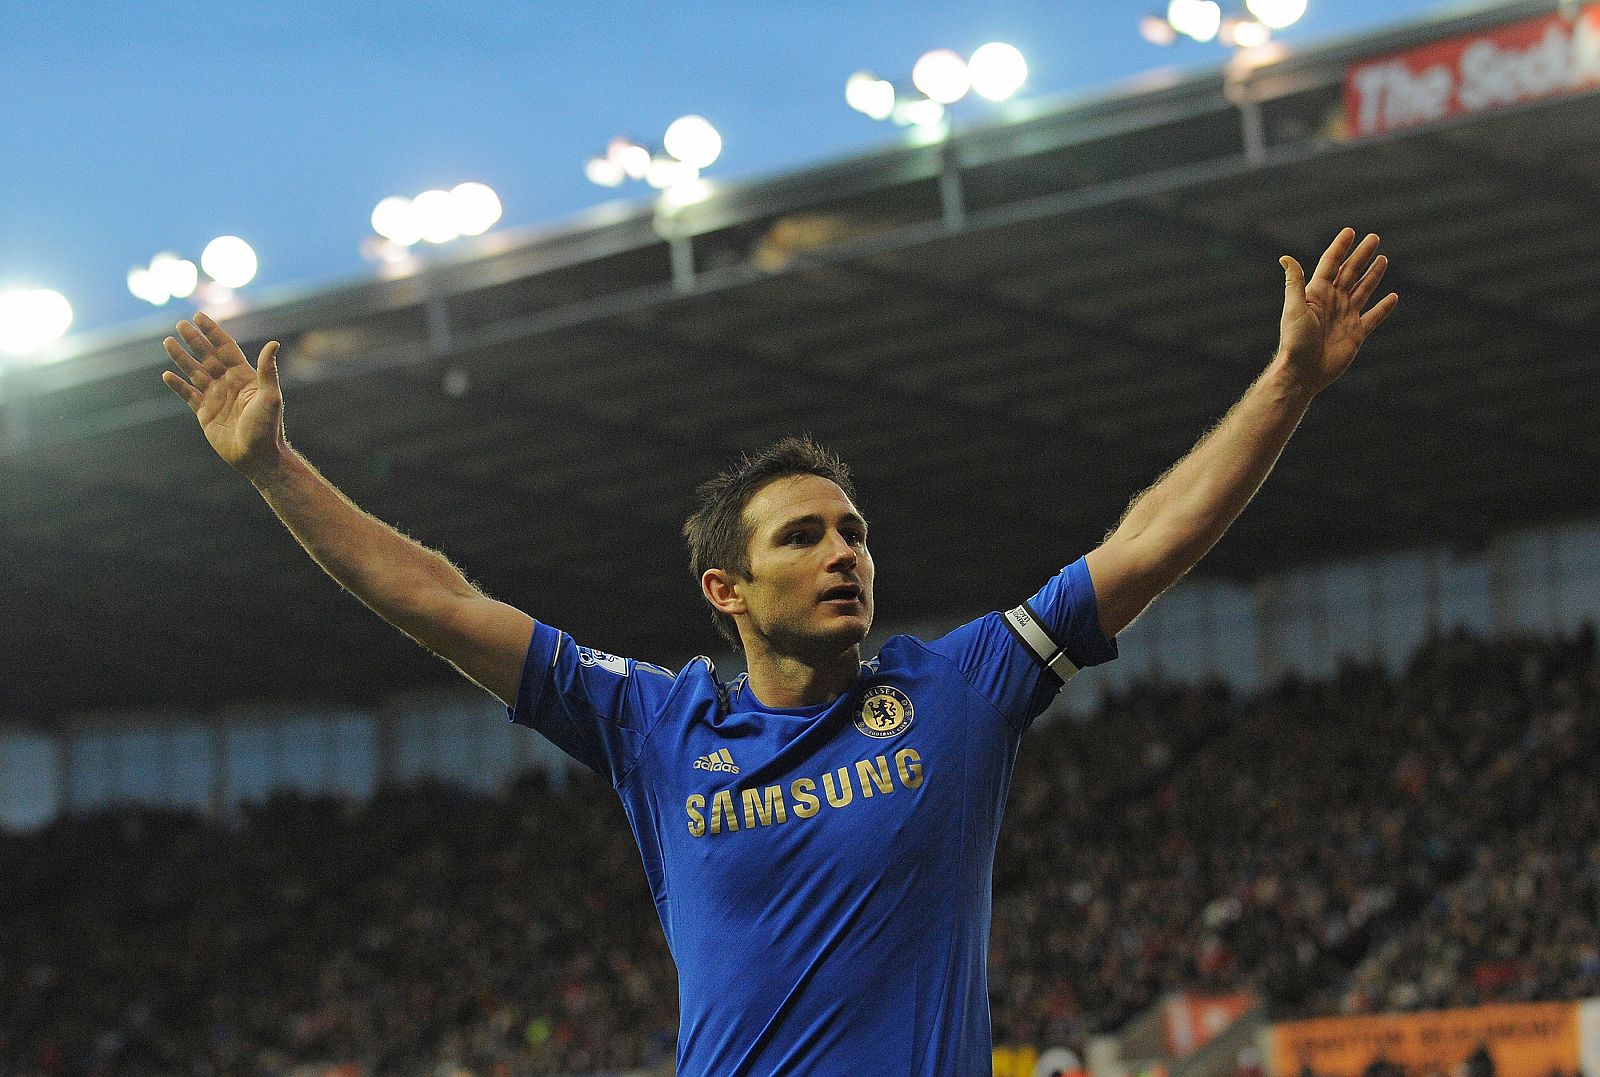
[
  {"xmin": 895, "ymin": 97, "xmax": 947, "ymax": 128},
  {"xmin": 372, "ymin": 183, "xmax": 501, "ymax": 246},
  {"xmin": 0, "ymin": 288, "xmax": 73, "ymax": 356},
  {"xmin": 852, "ymin": 45, "xmax": 1028, "ymax": 128},
  {"xmin": 663, "ymin": 115, "xmax": 722, "ymax": 170},
  {"xmin": 967, "ymin": 43, "xmax": 1028, "ymax": 102},
  {"xmin": 1140, "ymin": 12, "xmax": 1180, "ymax": 45},
  {"xmin": 371, "ymin": 195, "xmax": 422, "ymax": 246},
  {"xmin": 845, "ymin": 72, "xmax": 897, "ymax": 120},
  {"xmin": 587, "ymin": 120, "xmax": 719, "ymax": 204},
  {"xmin": 150, "ymin": 252, "xmax": 199, "ymax": 300},
  {"xmin": 359, "ymin": 235, "xmax": 414, "ymax": 268},
  {"xmin": 911, "ymin": 48, "xmax": 970, "ymax": 104},
  {"xmin": 585, "ymin": 156, "xmax": 626, "ymax": 187},
  {"xmin": 1245, "ymin": 0, "xmax": 1307, "ymax": 29},
  {"xmin": 128, "ymin": 266, "xmax": 169, "ymax": 305},
  {"xmin": 606, "ymin": 137, "xmax": 653, "ymax": 181},
  {"xmin": 1167, "ymin": 0, "xmax": 1223, "ymax": 42},
  {"xmin": 645, "ymin": 155, "xmax": 697, "ymax": 190},
  {"xmin": 1221, "ymin": 17, "xmax": 1272, "ymax": 47},
  {"xmin": 658, "ymin": 176, "xmax": 713, "ymax": 209},
  {"xmin": 200, "ymin": 236, "xmax": 258, "ymax": 289},
  {"xmin": 448, "ymin": 182, "xmax": 502, "ymax": 237},
  {"xmin": 410, "ymin": 189, "xmax": 460, "ymax": 244}
]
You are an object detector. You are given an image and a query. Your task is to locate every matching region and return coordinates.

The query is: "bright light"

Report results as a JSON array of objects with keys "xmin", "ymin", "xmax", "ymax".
[
  {"xmin": 911, "ymin": 48, "xmax": 970, "ymax": 104},
  {"xmin": 897, "ymin": 98, "xmax": 947, "ymax": 127},
  {"xmin": 1222, "ymin": 18, "xmax": 1272, "ymax": 48},
  {"xmin": 360, "ymin": 235, "xmax": 416, "ymax": 267},
  {"xmin": 846, "ymin": 72, "xmax": 896, "ymax": 120},
  {"xmin": 372, "ymin": 195, "xmax": 422, "ymax": 246},
  {"xmin": 664, "ymin": 115, "xmax": 722, "ymax": 169},
  {"xmin": 0, "ymin": 289, "xmax": 73, "ymax": 355},
  {"xmin": 200, "ymin": 236, "xmax": 258, "ymax": 289},
  {"xmin": 197, "ymin": 281, "xmax": 237, "ymax": 311},
  {"xmin": 585, "ymin": 156, "xmax": 626, "ymax": 187},
  {"xmin": 150, "ymin": 252, "xmax": 198, "ymax": 300},
  {"xmin": 968, "ymin": 42, "xmax": 1028, "ymax": 101},
  {"xmin": 411, "ymin": 189, "xmax": 460, "ymax": 244},
  {"xmin": 1168, "ymin": 0, "xmax": 1222, "ymax": 42},
  {"xmin": 659, "ymin": 177, "xmax": 713, "ymax": 209},
  {"xmin": 449, "ymin": 181, "xmax": 502, "ymax": 236},
  {"xmin": 607, "ymin": 138, "xmax": 652, "ymax": 180},
  {"xmin": 1140, "ymin": 13, "xmax": 1179, "ymax": 46},
  {"xmin": 645, "ymin": 156, "xmax": 697, "ymax": 190},
  {"xmin": 1245, "ymin": 0, "xmax": 1307, "ymax": 29},
  {"xmin": 128, "ymin": 267, "xmax": 169, "ymax": 305}
]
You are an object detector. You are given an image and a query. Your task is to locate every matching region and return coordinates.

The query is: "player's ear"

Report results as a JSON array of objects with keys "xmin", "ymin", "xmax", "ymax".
[{"xmin": 702, "ymin": 568, "xmax": 747, "ymax": 616}]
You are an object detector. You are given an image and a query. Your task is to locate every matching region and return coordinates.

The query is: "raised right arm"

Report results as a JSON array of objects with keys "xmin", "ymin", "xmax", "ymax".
[{"xmin": 161, "ymin": 313, "xmax": 533, "ymax": 707}]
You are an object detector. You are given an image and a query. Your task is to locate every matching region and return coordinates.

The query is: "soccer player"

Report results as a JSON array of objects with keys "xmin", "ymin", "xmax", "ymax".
[{"xmin": 161, "ymin": 229, "xmax": 1396, "ymax": 1075}]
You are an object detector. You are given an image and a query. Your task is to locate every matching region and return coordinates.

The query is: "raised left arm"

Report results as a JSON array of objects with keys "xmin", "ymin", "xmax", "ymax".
[{"xmin": 1085, "ymin": 228, "xmax": 1398, "ymax": 638}]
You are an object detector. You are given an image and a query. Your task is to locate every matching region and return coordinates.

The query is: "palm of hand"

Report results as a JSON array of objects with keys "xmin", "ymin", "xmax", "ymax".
[{"xmin": 198, "ymin": 364, "xmax": 269, "ymax": 463}]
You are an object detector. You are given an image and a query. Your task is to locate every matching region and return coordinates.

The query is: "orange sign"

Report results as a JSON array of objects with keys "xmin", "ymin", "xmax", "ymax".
[
  {"xmin": 1344, "ymin": 4, "xmax": 1600, "ymax": 138},
  {"xmin": 1269, "ymin": 1001, "xmax": 1581, "ymax": 1077}
]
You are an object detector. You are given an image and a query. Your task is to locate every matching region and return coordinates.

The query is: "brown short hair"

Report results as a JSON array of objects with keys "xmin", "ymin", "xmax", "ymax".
[{"xmin": 683, "ymin": 436, "xmax": 858, "ymax": 651}]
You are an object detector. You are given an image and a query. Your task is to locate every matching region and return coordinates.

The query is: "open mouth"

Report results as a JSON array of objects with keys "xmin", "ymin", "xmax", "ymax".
[{"xmin": 819, "ymin": 584, "xmax": 863, "ymax": 605}]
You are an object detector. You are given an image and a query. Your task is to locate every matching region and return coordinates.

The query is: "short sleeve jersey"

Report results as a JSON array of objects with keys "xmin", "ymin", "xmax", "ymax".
[{"xmin": 508, "ymin": 556, "xmax": 1117, "ymax": 1077}]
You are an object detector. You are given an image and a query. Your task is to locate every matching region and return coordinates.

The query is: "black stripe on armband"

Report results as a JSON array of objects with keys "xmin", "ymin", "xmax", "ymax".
[{"xmin": 1002, "ymin": 602, "xmax": 1081, "ymax": 683}]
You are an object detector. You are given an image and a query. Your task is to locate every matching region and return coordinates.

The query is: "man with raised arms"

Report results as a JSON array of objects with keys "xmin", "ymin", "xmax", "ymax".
[{"xmin": 162, "ymin": 229, "xmax": 1396, "ymax": 1076}]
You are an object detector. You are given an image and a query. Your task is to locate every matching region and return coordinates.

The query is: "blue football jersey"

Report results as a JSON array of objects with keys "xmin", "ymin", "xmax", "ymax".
[{"xmin": 508, "ymin": 556, "xmax": 1117, "ymax": 1076}]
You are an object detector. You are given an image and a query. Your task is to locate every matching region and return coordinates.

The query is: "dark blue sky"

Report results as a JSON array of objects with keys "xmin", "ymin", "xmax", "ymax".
[{"xmin": 0, "ymin": 0, "xmax": 1448, "ymax": 339}]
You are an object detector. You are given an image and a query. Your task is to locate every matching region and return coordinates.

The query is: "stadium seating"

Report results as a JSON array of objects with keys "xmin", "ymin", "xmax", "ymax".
[{"xmin": 1, "ymin": 623, "xmax": 1594, "ymax": 1075}]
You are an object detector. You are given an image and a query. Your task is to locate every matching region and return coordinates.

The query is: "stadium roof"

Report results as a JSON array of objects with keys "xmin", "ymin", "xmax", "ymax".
[{"xmin": 4, "ymin": 0, "xmax": 1597, "ymax": 726}]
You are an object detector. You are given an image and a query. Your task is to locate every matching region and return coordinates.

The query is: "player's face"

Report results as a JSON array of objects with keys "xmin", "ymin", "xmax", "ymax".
[{"xmin": 737, "ymin": 474, "xmax": 874, "ymax": 660}]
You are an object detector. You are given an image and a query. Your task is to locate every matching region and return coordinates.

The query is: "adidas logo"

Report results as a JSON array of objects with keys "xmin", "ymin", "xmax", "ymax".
[{"xmin": 693, "ymin": 748, "xmax": 739, "ymax": 774}]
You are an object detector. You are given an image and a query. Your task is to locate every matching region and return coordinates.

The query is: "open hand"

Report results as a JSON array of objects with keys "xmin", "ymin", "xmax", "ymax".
[
  {"xmin": 160, "ymin": 312, "xmax": 285, "ymax": 478},
  {"xmin": 1277, "ymin": 228, "xmax": 1399, "ymax": 396}
]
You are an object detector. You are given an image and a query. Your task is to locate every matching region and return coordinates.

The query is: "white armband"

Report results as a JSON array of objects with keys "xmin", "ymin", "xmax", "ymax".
[{"xmin": 1003, "ymin": 603, "xmax": 1081, "ymax": 682}]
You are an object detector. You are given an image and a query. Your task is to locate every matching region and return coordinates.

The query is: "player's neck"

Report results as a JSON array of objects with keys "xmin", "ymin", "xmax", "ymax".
[{"xmin": 742, "ymin": 644, "xmax": 861, "ymax": 710}]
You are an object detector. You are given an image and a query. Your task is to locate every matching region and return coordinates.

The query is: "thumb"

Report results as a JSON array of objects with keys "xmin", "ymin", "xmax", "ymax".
[
  {"xmin": 258, "ymin": 341, "xmax": 282, "ymax": 396},
  {"xmin": 1280, "ymin": 255, "xmax": 1305, "ymax": 294}
]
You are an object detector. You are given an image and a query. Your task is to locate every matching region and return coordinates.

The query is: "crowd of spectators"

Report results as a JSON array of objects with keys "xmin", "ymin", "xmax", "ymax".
[
  {"xmin": 1328, "ymin": 645, "xmax": 1600, "ymax": 1014},
  {"xmin": 990, "ymin": 621, "xmax": 1598, "ymax": 1053},
  {"xmin": 1, "ymin": 775, "xmax": 677, "ymax": 1076},
  {"xmin": 1, "ymin": 622, "xmax": 1595, "ymax": 1076}
]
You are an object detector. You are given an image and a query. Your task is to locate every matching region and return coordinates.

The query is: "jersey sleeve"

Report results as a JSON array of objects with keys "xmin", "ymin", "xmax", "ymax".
[
  {"xmin": 923, "ymin": 555, "xmax": 1118, "ymax": 735},
  {"xmin": 505, "ymin": 620, "xmax": 675, "ymax": 785}
]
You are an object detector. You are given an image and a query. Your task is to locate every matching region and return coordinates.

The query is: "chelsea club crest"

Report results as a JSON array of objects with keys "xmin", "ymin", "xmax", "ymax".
[{"xmin": 855, "ymin": 685, "xmax": 915, "ymax": 739}]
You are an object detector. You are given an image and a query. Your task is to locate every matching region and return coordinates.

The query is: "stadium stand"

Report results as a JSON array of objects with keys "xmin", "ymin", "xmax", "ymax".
[{"xmin": 3, "ymin": 622, "xmax": 1594, "ymax": 1076}]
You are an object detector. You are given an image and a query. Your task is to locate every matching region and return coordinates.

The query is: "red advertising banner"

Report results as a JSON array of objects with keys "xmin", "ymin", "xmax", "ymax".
[{"xmin": 1344, "ymin": 4, "xmax": 1600, "ymax": 138}]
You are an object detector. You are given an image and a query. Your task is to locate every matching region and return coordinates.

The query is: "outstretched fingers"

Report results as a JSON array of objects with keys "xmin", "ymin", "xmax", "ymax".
[
  {"xmin": 175, "ymin": 320, "xmax": 224, "ymax": 376},
  {"xmin": 1360, "ymin": 292, "xmax": 1400, "ymax": 335},
  {"xmin": 1311, "ymin": 227, "xmax": 1356, "ymax": 285},
  {"xmin": 1350, "ymin": 252, "xmax": 1390, "ymax": 309},
  {"xmin": 193, "ymin": 310, "xmax": 249, "ymax": 366},
  {"xmin": 1336, "ymin": 232, "xmax": 1381, "ymax": 290},
  {"xmin": 163, "ymin": 334, "xmax": 207, "ymax": 381},
  {"xmin": 161, "ymin": 369, "xmax": 203, "ymax": 412}
]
